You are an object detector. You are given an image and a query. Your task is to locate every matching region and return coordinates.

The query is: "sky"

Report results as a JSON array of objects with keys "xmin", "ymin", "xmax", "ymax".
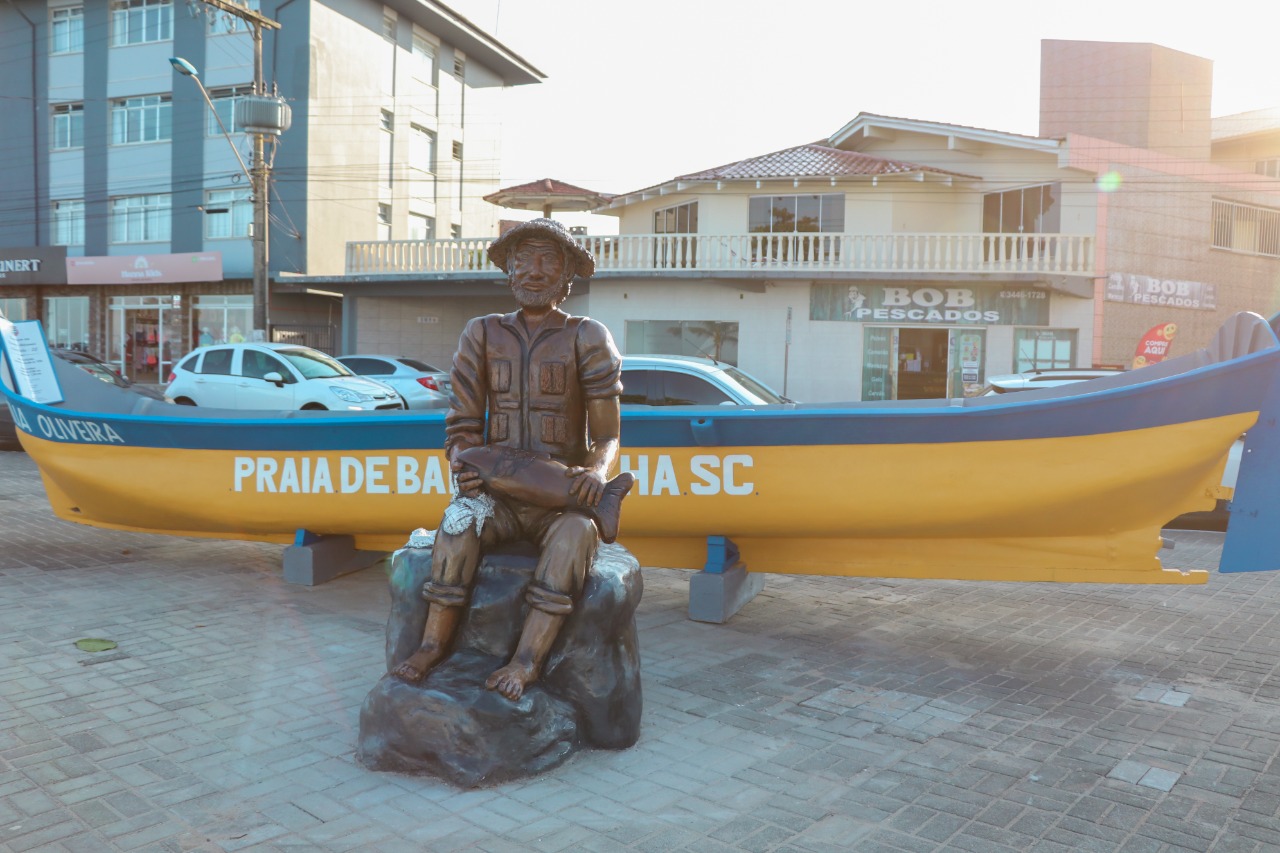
[{"xmin": 445, "ymin": 0, "xmax": 1280, "ymax": 233}]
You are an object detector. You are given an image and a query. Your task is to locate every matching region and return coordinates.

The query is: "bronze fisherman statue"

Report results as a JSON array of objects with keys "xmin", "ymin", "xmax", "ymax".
[{"xmin": 391, "ymin": 218, "xmax": 635, "ymax": 701}]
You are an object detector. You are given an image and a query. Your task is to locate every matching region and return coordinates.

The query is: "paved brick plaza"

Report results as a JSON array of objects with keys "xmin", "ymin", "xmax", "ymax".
[{"xmin": 2, "ymin": 449, "xmax": 1280, "ymax": 852}]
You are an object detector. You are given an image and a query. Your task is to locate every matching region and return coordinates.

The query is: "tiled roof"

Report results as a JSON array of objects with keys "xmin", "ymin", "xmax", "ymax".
[
  {"xmin": 675, "ymin": 143, "xmax": 978, "ymax": 182},
  {"xmin": 1212, "ymin": 108, "xmax": 1280, "ymax": 141}
]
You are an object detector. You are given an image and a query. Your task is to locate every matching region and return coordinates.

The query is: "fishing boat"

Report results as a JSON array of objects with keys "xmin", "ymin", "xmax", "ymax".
[{"xmin": 4, "ymin": 312, "xmax": 1280, "ymax": 585}]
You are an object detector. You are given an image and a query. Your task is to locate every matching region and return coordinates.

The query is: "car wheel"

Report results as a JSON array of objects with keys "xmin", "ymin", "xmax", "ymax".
[
  {"xmin": 175, "ymin": 398, "xmax": 197, "ymax": 406},
  {"xmin": 301, "ymin": 403, "xmax": 328, "ymax": 411}
]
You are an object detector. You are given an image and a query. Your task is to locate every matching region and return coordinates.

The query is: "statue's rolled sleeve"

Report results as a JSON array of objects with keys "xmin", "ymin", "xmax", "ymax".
[
  {"xmin": 576, "ymin": 319, "xmax": 623, "ymax": 400},
  {"xmin": 445, "ymin": 316, "xmax": 490, "ymax": 456}
]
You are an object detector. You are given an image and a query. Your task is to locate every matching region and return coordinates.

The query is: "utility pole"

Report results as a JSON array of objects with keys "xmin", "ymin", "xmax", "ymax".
[{"xmin": 196, "ymin": 0, "xmax": 286, "ymax": 342}]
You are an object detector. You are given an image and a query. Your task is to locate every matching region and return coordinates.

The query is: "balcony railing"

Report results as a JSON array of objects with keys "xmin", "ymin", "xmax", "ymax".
[{"xmin": 346, "ymin": 232, "xmax": 1095, "ymax": 276}]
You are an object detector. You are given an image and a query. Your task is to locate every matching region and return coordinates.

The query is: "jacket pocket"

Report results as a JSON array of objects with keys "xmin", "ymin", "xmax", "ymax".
[
  {"xmin": 539, "ymin": 361, "xmax": 567, "ymax": 395},
  {"xmin": 488, "ymin": 412, "xmax": 509, "ymax": 442},
  {"xmin": 489, "ymin": 360, "xmax": 511, "ymax": 392},
  {"xmin": 540, "ymin": 414, "xmax": 568, "ymax": 445}
]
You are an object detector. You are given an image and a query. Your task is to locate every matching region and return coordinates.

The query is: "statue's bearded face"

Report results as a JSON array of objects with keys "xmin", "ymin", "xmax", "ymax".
[{"xmin": 508, "ymin": 237, "xmax": 572, "ymax": 308}]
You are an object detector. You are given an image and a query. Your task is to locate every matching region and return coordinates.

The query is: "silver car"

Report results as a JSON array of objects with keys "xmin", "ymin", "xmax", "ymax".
[
  {"xmin": 335, "ymin": 355, "xmax": 451, "ymax": 410},
  {"xmin": 620, "ymin": 354, "xmax": 792, "ymax": 406}
]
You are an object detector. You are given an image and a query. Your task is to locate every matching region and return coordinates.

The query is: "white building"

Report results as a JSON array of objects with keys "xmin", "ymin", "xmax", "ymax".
[{"xmin": 305, "ymin": 40, "xmax": 1280, "ymax": 402}]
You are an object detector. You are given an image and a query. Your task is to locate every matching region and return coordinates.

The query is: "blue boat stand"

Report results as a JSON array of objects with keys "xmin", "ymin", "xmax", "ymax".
[
  {"xmin": 282, "ymin": 530, "xmax": 766, "ymax": 624},
  {"xmin": 688, "ymin": 535, "xmax": 765, "ymax": 623},
  {"xmin": 1220, "ymin": 357, "xmax": 1280, "ymax": 573},
  {"xmin": 283, "ymin": 529, "xmax": 388, "ymax": 586}
]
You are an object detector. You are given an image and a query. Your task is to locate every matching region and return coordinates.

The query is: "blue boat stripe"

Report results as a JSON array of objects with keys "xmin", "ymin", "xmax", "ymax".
[{"xmin": 1, "ymin": 350, "xmax": 1271, "ymax": 451}]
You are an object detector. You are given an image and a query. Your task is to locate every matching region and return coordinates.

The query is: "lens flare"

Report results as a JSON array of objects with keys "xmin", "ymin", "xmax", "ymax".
[{"xmin": 1097, "ymin": 171, "xmax": 1123, "ymax": 192}]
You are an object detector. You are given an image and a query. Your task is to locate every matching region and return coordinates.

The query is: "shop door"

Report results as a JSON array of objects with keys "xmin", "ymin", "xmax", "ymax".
[
  {"xmin": 894, "ymin": 328, "xmax": 950, "ymax": 400},
  {"xmin": 110, "ymin": 305, "xmax": 174, "ymax": 384}
]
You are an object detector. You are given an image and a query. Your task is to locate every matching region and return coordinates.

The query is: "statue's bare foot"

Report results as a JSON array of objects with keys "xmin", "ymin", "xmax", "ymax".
[
  {"xmin": 485, "ymin": 661, "xmax": 537, "ymax": 700},
  {"xmin": 391, "ymin": 646, "xmax": 445, "ymax": 683}
]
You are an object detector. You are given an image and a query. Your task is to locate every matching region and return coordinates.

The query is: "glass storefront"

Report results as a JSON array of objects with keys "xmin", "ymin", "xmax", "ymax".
[
  {"xmin": 44, "ymin": 296, "xmax": 90, "ymax": 351},
  {"xmin": 193, "ymin": 294, "xmax": 252, "ymax": 347},
  {"xmin": 1014, "ymin": 328, "xmax": 1077, "ymax": 371},
  {"xmin": 0, "ymin": 297, "xmax": 27, "ymax": 321},
  {"xmin": 108, "ymin": 295, "xmax": 183, "ymax": 384},
  {"xmin": 862, "ymin": 326, "xmax": 988, "ymax": 400}
]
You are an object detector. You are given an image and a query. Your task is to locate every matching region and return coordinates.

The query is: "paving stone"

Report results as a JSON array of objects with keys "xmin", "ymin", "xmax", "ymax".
[{"xmin": 3, "ymin": 450, "xmax": 1280, "ymax": 850}]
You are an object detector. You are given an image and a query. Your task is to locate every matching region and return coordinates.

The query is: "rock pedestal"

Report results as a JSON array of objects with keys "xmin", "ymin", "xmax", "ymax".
[{"xmin": 357, "ymin": 533, "xmax": 643, "ymax": 787}]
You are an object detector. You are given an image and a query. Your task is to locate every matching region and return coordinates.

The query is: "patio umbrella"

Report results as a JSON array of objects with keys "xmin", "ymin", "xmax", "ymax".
[{"xmin": 483, "ymin": 178, "xmax": 614, "ymax": 219}]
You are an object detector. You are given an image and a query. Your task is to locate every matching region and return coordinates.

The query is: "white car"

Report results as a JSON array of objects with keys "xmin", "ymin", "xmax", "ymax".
[
  {"xmin": 980, "ymin": 368, "xmax": 1126, "ymax": 395},
  {"xmin": 335, "ymin": 355, "xmax": 451, "ymax": 409},
  {"xmin": 621, "ymin": 354, "xmax": 792, "ymax": 406},
  {"xmin": 166, "ymin": 343, "xmax": 404, "ymax": 411}
]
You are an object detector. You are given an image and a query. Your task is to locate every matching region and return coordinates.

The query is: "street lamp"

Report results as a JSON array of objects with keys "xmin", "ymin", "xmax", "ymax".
[{"xmin": 170, "ymin": 50, "xmax": 287, "ymax": 343}]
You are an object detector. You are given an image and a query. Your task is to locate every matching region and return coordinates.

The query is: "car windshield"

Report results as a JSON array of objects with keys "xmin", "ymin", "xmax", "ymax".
[
  {"xmin": 276, "ymin": 348, "xmax": 353, "ymax": 379},
  {"xmin": 75, "ymin": 362, "xmax": 127, "ymax": 387},
  {"xmin": 721, "ymin": 366, "xmax": 788, "ymax": 403}
]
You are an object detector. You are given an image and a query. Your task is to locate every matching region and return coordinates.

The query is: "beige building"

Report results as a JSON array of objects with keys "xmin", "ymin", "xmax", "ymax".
[{"xmin": 309, "ymin": 39, "xmax": 1280, "ymax": 402}]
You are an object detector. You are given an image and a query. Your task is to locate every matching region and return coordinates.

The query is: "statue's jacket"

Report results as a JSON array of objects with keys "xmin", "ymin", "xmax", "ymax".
[{"xmin": 445, "ymin": 309, "xmax": 623, "ymax": 466}]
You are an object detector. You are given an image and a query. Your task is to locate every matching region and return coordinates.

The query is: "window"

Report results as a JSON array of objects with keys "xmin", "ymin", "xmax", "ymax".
[
  {"xmin": 194, "ymin": 295, "xmax": 251, "ymax": 346},
  {"xmin": 661, "ymin": 373, "xmax": 733, "ymax": 406},
  {"xmin": 382, "ymin": 12, "xmax": 396, "ymax": 40},
  {"xmin": 110, "ymin": 0, "xmax": 173, "ymax": 45},
  {"xmin": 380, "ymin": 110, "xmax": 394, "ymax": 187},
  {"xmin": 1257, "ymin": 159, "xmax": 1280, "ymax": 179},
  {"xmin": 51, "ymin": 6, "xmax": 84, "ymax": 53},
  {"xmin": 207, "ymin": 86, "xmax": 252, "ymax": 135},
  {"xmin": 343, "ymin": 357, "xmax": 397, "ymax": 376},
  {"xmin": 452, "ymin": 54, "xmax": 465, "ymax": 79},
  {"xmin": 450, "ymin": 223, "xmax": 462, "ymax": 239},
  {"xmin": 1014, "ymin": 329, "xmax": 1076, "ymax": 372},
  {"xmin": 653, "ymin": 201, "xmax": 699, "ymax": 267},
  {"xmin": 44, "ymin": 297, "xmax": 90, "ymax": 351},
  {"xmin": 624, "ymin": 320, "xmax": 739, "ymax": 365},
  {"xmin": 749, "ymin": 194, "xmax": 844, "ymax": 233},
  {"xmin": 0, "ymin": 298, "xmax": 28, "ymax": 322},
  {"xmin": 52, "ymin": 104, "xmax": 84, "ymax": 150},
  {"xmin": 1213, "ymin": 198, "xmax": 1280, "ymax": 258},
  {"xmin": 452, "ymin": 141, "xmax": 463, "ymax": 210},
  {"xmin": 199, "ymin": 348, "xmax": 234, "ymax": 375},
  {"xmin": 204, "ymin": 189, "xmax": 252, "ymax": 239},
  {"xmin": 410, "ymin": 124, "xmax": 436, "ymax": 173},
  {"xmin": 239, "ymin": 349, "xmax": 291, "ymax": 381},
  {"xmin": 207, "ymin": 0, "xmax": 258, "ymax": 34},
  {"xmin": 110, "ymin": 194, "xmax": 171, "ymax": 243},
  {"xmin": 111, "ymin": 95, "xmax": 171, "ymax": 144},
  {"xmin": 408, "ymin": 213, "xmax": 434, "ymax": 240},
  {"xmin": 52, "ymin": 199, "xmax": 85, "ymax": 246},
  {"xmin": 378, "ymin": 204, "xmax": 392, "ymax": 240},
  {"xmin": 412, "ymin": 33, "xmax": 437, "ymax": 80},
  {"xmin": 654, "ymin": 201, "xmax": 698, "ymax": 234},
  {"xmin": 982, "ymin": 183, "xmax": 1061, "ymax": 234}
]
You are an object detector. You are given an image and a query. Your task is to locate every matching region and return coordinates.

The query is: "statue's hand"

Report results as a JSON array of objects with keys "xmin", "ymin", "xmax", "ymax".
[
  {"xmin": 451, "ymin": 459, "xmax": 485, "ymax": 498},
  {"xmin": 565, "ymin": 466, "xmax": 607, "ymax": 507}
]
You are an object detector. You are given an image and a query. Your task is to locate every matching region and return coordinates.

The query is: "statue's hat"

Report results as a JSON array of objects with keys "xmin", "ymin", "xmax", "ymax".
[{"xmin": 488, "ymin": 218, "xmax": 595, "ymax": 278}]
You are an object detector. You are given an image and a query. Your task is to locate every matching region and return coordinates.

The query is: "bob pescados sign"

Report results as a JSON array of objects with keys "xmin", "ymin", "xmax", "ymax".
[{"xmin": 811, "ymin": 283, "xmax": 1050, "ymax": 325}]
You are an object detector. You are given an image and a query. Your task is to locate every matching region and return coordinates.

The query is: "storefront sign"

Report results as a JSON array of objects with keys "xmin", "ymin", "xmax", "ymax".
[
  {"xmin": 1105, "ymin": 273, "xmax": 1216, "ymax": 311},
  {"xmin": 0, "ymin": 247, "xmax": 67, "ymax": 285},
  {"xmin": 66, "ymin": 252, "xmax": 223, "ymax": 285},
  {"xmin": 1133, "ymin": 322, "xmax": 1178, "ymax": 369},
  {"xmin": 811, "ymin": 283, "xmax": 1050, "ymax": 326}
]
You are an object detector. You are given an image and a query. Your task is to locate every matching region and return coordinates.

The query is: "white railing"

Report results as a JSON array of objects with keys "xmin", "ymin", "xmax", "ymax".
[{"xmin": 346, "ymin": 232, "xmax": 1095, "ymax": 276}]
